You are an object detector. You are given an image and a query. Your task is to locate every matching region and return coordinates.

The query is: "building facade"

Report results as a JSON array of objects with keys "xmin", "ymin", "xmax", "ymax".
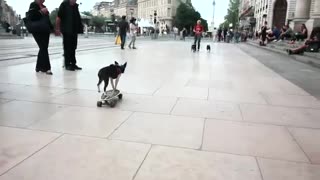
[
  {"xmin": 92, "ymin": 1, "xmax": 114, "ymax": 17},
  {"xmin": 245, "ymin": 0, "xmax": 320, "ymax": 33},
  {"xmin": 113, "ymin": 0, "xmax": 138, "ymax": 19},
  {"xmin": 0, "ymin": 0, "xmax": 18, "ymax": 26},
  {"xmin": 137, "ymin": 0, "xmax": 188, "ymax": 29}
]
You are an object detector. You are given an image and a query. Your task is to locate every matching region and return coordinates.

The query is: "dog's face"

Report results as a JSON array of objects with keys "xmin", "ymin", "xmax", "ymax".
[{"xmin": 115, "ymin": 61, "xmax": 127, "ymax": 73}]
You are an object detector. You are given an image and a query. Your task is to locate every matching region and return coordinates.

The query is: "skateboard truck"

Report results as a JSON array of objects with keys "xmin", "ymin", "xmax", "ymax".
[{"xmin": 97, "ymin": 90, "xmax": 123, "ymax": 108}]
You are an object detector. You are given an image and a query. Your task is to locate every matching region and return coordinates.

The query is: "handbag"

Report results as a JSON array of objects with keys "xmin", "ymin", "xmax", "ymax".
[
  {"xmin": 115, "ymin": 35, "xmax": 122, "ymax": 45},
  {"xmin": 23, "ymin": 13, "xmax": 51, "ymax": 33}
]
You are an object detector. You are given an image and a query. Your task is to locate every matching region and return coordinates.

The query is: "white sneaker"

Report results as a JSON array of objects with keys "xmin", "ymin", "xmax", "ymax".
[
  {"xmin": 273, "ymin": 39, "xmax": 278, "ymax": 42},
  {"xmin": 278, "ymin": 40, "xmax": 282, "ymax": 42}
]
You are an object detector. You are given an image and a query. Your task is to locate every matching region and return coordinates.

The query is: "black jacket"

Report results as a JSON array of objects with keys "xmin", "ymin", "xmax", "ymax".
[
  {"xmin": 118, "ymin": 20, "xmax": 129, "ymax": 35},
  {"xmin": 57, "ymin": 0, "xmax": 83, "ymax": 34},
  {"xmin": 27, "ymin": 2, "xmax": 53, "ymax": 30}
]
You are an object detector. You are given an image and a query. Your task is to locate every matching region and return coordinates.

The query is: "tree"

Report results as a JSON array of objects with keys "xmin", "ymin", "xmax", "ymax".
[
  {"xmin": 82, "ymin": 11, "xmax": 93, "ymax": 17},
  {"xmin": 220, "ymin": 0, "xmax": 240, "ymax": 29},
  {"xmin": 174, "ymin": 2, "xmax": 208, "ymax": 34},
  {"xmin": 91, "ymin": 16, "xmax": 107, "ymax": 32},
  {"xmin": 49, "ymin": 8, "xmax": 59, "ymax": 28}
]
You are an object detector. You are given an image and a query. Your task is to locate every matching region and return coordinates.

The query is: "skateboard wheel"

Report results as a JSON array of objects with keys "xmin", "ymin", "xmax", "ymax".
[
  {"xmin": 97, "ymin": 101, "xmax": 103, "ymax": 107},
  {"xmin": 109, "ymin": 100, "xmax": 117, "ymax": 108},
  {"xmin": 118, "ymin": 94, "xmax": 123, "ymax": 100}
]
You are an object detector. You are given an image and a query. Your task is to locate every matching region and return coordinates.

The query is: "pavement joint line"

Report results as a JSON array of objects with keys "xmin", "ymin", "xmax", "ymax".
[
  {"xmin": 169, "ymin": 97, "xmax": 179, "ymax": 115},
  {"xmin": 0, "ymin": 133, "xmax": 65, "ymax": 177},
  {"xmin": 285, "ymin": 127, "xmax": 313, "ymax": 164},
  {"xmin": 199, "ymin": 118, "xmax": 207, "ymax": 150},
  {"xmin": 131, "ymin": 145, "xmax": 153, "ymax": 180},
  {"xmin": 2, "ymin": 98, "xmax": 320, "ymax": 130},
  {"xmin": 238, "ymin": 104, "xmax": 245, "ymax": 121},
  {"xmin": 255, "ymin": 157, "xmax": 265, "ymax": 180},
  {"xmin": 108, "ymin": 138, "xmax": 317, "ymax": 165},
  {"xmin": 106, "ymin": 111, "xmax": 135, "ymax": 140},
  {"xmin": 1, "ymin": 124, "xmax": 318, "ymax": 166}
]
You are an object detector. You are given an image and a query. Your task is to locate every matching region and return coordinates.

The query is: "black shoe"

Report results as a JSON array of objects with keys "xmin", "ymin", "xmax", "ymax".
[
  {"xmin": 45, "ymin": 70, "xmax": 53, "ymax": 75},
  {"xmin": 66, "ymin": 66, "xmax": 75, "ymax": 71},
  {"xmin": 73, "ymin": 65, "xmax": 82, "ymax": 70},
  {"xmin": 35, "ymin": 69, "xmax": 40, "ymax": 73}
]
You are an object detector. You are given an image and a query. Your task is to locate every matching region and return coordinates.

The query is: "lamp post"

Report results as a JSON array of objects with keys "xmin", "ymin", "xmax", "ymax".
[{"xmin": 154, "ymin": 10, "xmax": 157, "ymax": 24}]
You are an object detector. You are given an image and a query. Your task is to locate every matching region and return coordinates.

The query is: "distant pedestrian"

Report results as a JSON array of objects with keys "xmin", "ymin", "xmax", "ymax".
[
  {"xmin": 173, "ymin": 26, "xmax": 179, "ymax": 40},
  {"xmin": 193, "ymin": 20, "xmax": 204, "ymax": 51},
  {"xmin": 56, "ymin": 0, "xmax": 83, "ymax": 71},
  {"xmin": 117, "ymin": 16, "xmax": 129, "ymax": 50},
  {"xmin": 181, "ymin": 27, "xmax": 187, "ymax": 41},
  {"xmin": 223, "ymin": 28, "xmax": 228, "ymax": 42},
  {"xmin": 260, "ymin": 21, "xmax": 268, "ymax": 46},
  {"xmin": 28, "ymin": 0, "xmax": 53, "ymax": 75},
  {"xmin": 128, "ymin": 17, "xmax": 137, "ymax": 49}
]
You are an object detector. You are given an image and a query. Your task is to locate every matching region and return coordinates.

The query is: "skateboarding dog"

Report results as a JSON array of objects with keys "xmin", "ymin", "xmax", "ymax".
[
  {"xmin": 207, "ymin": 44, "xmax": 211, "ymax": 52},
  {"xmin": 97, "ymin": 61, "xmax": 127, "ymax": 93},
  {"xmin": 191, "ymin": 44, "xmax": 196, "ymax": 52}
]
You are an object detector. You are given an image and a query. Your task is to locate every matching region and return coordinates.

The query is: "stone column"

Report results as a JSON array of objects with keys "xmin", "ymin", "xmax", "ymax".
[
  {"xmin": 306, "ymin": 0, "xmax": 320, "ymax": 35},
  {"xmin": 295, "ymin": 0, "xmax": 311, "ymax": 20},
  {"xmin": 312, "ymin": 0, "xmax": 320, "ymax": 18}
]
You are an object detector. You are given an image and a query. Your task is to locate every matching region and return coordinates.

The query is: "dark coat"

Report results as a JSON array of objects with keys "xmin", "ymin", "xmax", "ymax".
[
  {"xmin": 57, "ymin": 0, "xmax": 83, "ymax": 34},
  {"xmin": 27, "ymin": 2, "xmax": 53, "ymax": 30}
]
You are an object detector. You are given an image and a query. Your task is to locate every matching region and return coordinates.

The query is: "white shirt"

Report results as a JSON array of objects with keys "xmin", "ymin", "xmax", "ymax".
[{"xmin": 130, "ymin": 23, "xmax": 137, "ymax": 36}]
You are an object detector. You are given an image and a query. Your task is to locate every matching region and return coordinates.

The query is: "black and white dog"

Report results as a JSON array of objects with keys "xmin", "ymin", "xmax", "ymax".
[
  {"xmin": 97, "ymin": 61, "xmax": 127, "ymax": 93},
  {"xmin": 191, "ymin": 44, "xmax": 197, "ymax": 52},
  {"xmin": 207, "ymin": 44, "xmax": 211, "ymax": 52}
]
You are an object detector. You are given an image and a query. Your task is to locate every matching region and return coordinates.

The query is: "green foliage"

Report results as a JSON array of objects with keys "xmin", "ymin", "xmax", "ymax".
[
  {"xmin": 82, "ymin": 11, "xmax": 93, "ymax": 17},
  {"xmin": 49, "ymin": 8, "xmax": 58, "ymax": 28},
  {"xmin": 220, "ymin": 0, "xmax": 240, "ymax": 29},
  {"xmin": 174, "ymin": 2, "xmax": 208, "ymax": 33}
]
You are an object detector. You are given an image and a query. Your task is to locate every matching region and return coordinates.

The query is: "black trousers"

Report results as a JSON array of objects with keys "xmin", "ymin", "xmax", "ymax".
[
  {"xmin": 120, "ymin": 33, "xmax": 126, "ymax": 49},
  {"xmin": 33, "ymin": 33, "xmax": 51, "ymax": 71},
  {"xmin": 63, "ymin": 33, "xmax": 78, "ymax": 66}
]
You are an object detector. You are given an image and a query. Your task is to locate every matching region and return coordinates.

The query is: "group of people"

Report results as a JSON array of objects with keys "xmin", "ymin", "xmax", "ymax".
[
  {"xmin": 28, "ymin": 0, "xmax": 139, "ymax": 76},
  {"xmin": 28, "ymin": 0, "xmax": 83, "ymax": 75},
  {"xmin": 258, "ymin": 21, "xmax": 320, "ymax": 55},
  {"xmin": 259, "ymin": 21, "xmax": 309, "ymax": 46}
]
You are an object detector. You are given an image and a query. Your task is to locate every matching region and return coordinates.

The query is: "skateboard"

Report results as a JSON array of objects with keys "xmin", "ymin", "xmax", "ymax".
[{"xmin": 97, "ymin": 90, "xmax": 123, "ymax": 108}]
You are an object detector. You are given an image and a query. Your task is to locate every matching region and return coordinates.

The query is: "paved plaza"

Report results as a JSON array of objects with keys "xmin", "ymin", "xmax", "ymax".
[{"xmin": 0, "ymin": 37, "xmax": 320, "ymax": 179}]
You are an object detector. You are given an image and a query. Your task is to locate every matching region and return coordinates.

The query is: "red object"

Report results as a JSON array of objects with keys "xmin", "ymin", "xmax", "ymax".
[{"xmin": 194, "ymin": 24, "xmax": 203, "ymax": 35}]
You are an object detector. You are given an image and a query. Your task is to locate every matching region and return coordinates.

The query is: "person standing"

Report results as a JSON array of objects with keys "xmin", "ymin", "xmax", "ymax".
[
  {"xmin": 173, "ymin": 26, "xmax": 179, "ymax": 40},
  {"xmin": 118, "ymin": 16, "xmax": 129, "ymax": 50},
  {"xmin": 260, "ymin": 21, "xmax": 268, "ymax": 46},
  {"xmin": 128, "ymin": 17, "xmax": 137, "ymax": 49},
  {"xmin": 28, "ymin": 0, "xmax": 53, "ymax": 75},
  {"xmin": 55, "ymin": 0, "xmax": 83, "ymax": 71},
  {"xmin": 193, "ymin": 20, "xmax": 204, "ymax": 51}
]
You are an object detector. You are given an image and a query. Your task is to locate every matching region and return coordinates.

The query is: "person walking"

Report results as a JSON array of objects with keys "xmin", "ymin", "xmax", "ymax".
[
  {"xmin": 193, "ymin": 20, "xmax": 204, "ymax": 51},
  {"xmin": 128, "ymin": 17, "xmax": 137, "ymax": 49},
  {"xmin": 55, "ymin": 0, "xmax": 83, "ymax": 71},
  {"xmin": 28, "ymin": 0, "xmax": 53, "ymax": 75},
  {"xmin": 118, "ymin": 16, "xmax": 129, "ymax": 50},
  {"xmin": 260, "ymin": 21, "xmax": 268, "ymax": 46}
]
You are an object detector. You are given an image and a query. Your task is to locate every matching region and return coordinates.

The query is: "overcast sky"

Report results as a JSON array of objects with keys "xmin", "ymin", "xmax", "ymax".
[{"xmin": 6, "ymin": 0, "xmax": 228, "ymax": 27}]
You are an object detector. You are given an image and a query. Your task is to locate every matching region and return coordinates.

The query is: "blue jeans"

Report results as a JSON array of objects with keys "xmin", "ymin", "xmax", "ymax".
[
  {"xmin": 120, "ymin": 34, "xmax": 126, "ymax": 49},
  {"xmin": 194, "ymin": 35, "xmax": 201, "ymax": 50}
]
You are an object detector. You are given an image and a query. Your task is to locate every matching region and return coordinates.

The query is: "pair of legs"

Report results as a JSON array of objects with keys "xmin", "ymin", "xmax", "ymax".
[
  {"xmin": 288, "ymin": 40, "xmax": 319, "ymax": 54},
  {"xmin": 120, "ymin": 33, "xmax": 126, "ymax": 49},
  {"xmin": 128, "ymin": 35, "xmax": 136, "ymax": 49},
  {"xmin": 279, "ymin": 33, "xmax": 292, "ymax": 40},
  {"xmin": 194, "ymin": 35, "xmax": 202, "ymax": 50},
  {"xmin": 63, "ymin": 33, "xmax": 81, "ymax": 70},
  {"xmin": 97, "ymin": 76, "xmax": 120, "ymax": 93},
  {"xmin": 33, "ymin": 33, "xmax": 52, "ymax": 74}
]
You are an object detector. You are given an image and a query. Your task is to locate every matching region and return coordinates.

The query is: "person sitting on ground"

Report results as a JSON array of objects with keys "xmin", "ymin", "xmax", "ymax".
[
  {"xmin": 287, "ymin": 27, "xmax": 320, "ymax": 55},
  {"xmin": 294, "ymin": 24, "xmax": 308, "ymax": 41},
  {"xmin": 278, "ymin": 25, "xmax": 294, "ymax": 41},
  {"xmin": 266, "ymin": 29, "xmax": 276, "ymax": 43},
  {"xmin": 272, "ymin": 26, "xmax": 281, "ymax": 41}
]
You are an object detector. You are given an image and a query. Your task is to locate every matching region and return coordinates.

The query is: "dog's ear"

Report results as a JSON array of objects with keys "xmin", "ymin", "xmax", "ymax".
[
  {"xmin": 115, "ymin": 61, "xmax": 119, "ymax": 65},
  {"xmin": 123, "ymin": 62, "xmax": 127, "ymax": 68}
]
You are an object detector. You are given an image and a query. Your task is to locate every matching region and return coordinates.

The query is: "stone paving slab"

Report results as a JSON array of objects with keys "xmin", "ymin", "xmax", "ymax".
[{"xmin": 0, "ymin": 40, "xmax": 320, "ymax": 179}]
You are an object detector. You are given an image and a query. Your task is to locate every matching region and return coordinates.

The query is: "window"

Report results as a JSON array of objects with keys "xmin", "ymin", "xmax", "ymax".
[
  {"xmin": 167, "ymin": 8, "xmax": 171, "ymax": 16},
  {"xmin": 168, "ymin": 0, "xmax": 171, "ymax": 4}
]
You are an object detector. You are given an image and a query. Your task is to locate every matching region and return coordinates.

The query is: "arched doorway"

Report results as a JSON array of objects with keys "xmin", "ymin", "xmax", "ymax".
[{"xmin": 272, "ymin": 0, "xmax": 287, "ymax": 28}]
